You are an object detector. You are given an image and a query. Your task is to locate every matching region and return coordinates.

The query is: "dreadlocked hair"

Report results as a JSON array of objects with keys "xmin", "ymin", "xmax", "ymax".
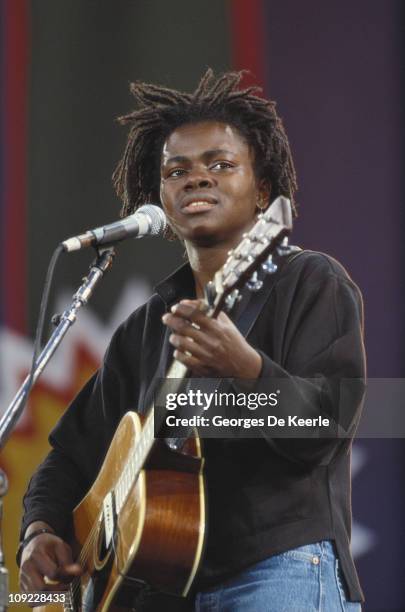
[{"xmin": 113, "ymin": 68, "xmax": 298, "ymax": 239}]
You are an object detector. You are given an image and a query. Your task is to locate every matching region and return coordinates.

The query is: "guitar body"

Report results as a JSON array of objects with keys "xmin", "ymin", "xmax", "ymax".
[{"xmin": 40, "ymin": 412, "xmax": 205, "ymax": 612}]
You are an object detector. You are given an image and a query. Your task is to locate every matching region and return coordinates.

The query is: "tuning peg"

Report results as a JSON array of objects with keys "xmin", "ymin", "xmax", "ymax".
[
  {"xmin": 262, "ymin": 254, "xmax": 278, "ymax": 274},
  {"xmin": 246, "ymin": 271, "xmax": 263, "ymax": 292},
  {"xmin": 204, "ymin": 281, "xmax": 216, "ymax": 307},
  {"xmin": 276, "ymin": 244, "xmax": 301, "ymax": 256},
  {"xmin": 225, "ymin": 289, "xmax": 241, "ymax": 311},
  {"xmin": 276, "ymin": 236, "xmax": 300, "ymax": 257}
]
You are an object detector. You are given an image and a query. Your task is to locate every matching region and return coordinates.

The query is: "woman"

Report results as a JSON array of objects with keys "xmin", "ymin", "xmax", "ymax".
[{"xmin": 19, "ymin": 70, "xmax": 365, "ymax": 611}]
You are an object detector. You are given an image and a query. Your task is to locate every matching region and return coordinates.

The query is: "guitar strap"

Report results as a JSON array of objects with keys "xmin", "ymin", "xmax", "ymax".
[{"xmin": 233, "ymin": 247, "xmax": 303, "ymax": 338}]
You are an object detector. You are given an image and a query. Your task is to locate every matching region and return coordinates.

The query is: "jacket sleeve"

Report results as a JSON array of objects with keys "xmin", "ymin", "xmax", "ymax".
[{"xmin": 247, "ymin": 253, "xmax": 366, "ymax": 466}]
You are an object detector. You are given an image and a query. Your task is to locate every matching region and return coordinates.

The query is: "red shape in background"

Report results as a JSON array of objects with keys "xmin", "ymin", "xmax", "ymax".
[{"xmin": 229, "ymin": 0, "xmax": 266, "ymax": 91}]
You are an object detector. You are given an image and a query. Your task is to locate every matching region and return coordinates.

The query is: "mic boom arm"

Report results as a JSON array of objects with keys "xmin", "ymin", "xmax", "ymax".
[{"xmin": 0, "ymin": 247, "xmax": 115, "ymax": 448}]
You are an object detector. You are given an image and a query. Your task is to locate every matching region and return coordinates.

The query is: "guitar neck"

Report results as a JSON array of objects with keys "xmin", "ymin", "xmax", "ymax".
[
  {"xmin": 113, "ymin": 196, "xmax": 293, "ymax": 515},
  {"xmin": 114, "ymin": 359, "xmax": 188, "ymax": 515}
]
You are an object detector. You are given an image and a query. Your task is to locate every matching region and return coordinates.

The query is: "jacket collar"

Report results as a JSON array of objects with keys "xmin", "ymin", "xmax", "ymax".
[{"xmin": 154, "ymin": 262, "xmax": 196, "ymax": 307}]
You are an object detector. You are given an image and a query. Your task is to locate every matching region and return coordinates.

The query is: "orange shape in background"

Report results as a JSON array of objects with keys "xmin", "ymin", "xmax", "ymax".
[{"xmin": 0, "ymin": 343, "xmax": 99, "ymax": 610}]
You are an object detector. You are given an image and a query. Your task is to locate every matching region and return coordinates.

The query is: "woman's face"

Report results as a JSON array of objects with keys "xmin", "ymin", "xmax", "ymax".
[{"xmin": 160, "ymin": 121, "xmax": 268, "ymax": 247}]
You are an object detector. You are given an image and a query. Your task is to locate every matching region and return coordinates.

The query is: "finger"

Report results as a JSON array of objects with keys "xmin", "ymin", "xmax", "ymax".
[
  {"xmin": 163, "ymin": 316, "xmax": 214, "ymax": 352},
  {"xmin": 20, "ymin": 563, "xmax": 69, "ymax": 593},
  {"xmin": 53, "ymin": 542, "xmax": 74, "ymax": 567},
  {"xmin": 43, "ymin": 565, "xmax": 81, "ymax": 588},
  {"xmin": 22, "ymin": 553, "xmax": 60, "ymax": 587},
  {"xmin": 169, "ymin": 333, "xmax": 212, "ymax": 360},
  {"xmin": 20, "ymin": 564, "xmax": 47, "ymax": 592},
  {"xmin": 51, "ymin": 562, "xmax": 82, "ymax": 583},
  {"xmin": 169, "ymin": 302, "xmax": 210, "ymax": 327},
  {"xmin": 173, "ymin": 349, "xmax": 213, "ymax": 376},
  {"xmin": 163, "ymin": 308, "xmax": 221, "ymax": 340},
  {"xmin": 164, "ymin": 311, "xmax": 231, "ymax": 360},
  {"xmin": 44, "ymin": 575, "xmax": 60, "ymax": 586},
  {"xmin": 162, "ymin": 312, "xmax": 202, "ymax": 337},
  {"xmin": 216, "ymin": 310, "xmax": 233, "ymax": 325},
  {"xmin": 43, "ymin": 579, "xmax": 71, "ymax": 591},
  {"xmin": 178, "ymin": 303, "xmax": 233, "ymax": 336},
  {"xmin": 179, "ymin": 298, "xmax": 208, "ymax": 312},
  {"xmin": 48, "ymin": 544, "xmax": 82, "ymax": 582}
]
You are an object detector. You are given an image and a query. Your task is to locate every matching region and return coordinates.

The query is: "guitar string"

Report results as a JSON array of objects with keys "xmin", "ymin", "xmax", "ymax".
[
  {"xmin": 66, "ymin": 358, "xmax": 194, "ymax": 604},
  {"xmin": 67, "ymin": 333, "xmax": 207, "ymax": 602},
  {"xmin": 68, "ymin": 520, "xmax": 99, "ymax": 604},
  {"xmin": 68, "ymin": 453, "xmax": 146, "ymax": 603},
  {"xmin": 65, "ymin": 388, "xmax": 192, "ymax": 604}
]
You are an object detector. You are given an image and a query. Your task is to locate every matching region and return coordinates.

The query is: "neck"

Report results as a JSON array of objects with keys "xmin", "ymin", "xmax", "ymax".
[
  {"xmin": 185, "ymin": 227, "xmax": 251, "ymax": 298},
  {"xmin": 186, "ymin": 244, "xmax": 227, "ymax": 298}
]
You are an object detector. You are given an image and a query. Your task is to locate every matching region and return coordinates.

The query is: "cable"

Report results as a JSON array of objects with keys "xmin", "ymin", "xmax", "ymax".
[{"xmin": 24, "ymin": 243, "xmax": 64, "ymax": 410}]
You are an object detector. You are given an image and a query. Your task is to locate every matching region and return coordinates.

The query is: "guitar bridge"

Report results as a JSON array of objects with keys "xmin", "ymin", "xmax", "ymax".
[{"xmin": 103, "ymin": 491, "xmax": 116, "ymax": 549}]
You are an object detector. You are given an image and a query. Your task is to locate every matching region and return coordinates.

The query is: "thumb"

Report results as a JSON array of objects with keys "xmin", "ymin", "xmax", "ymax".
[{"xmin": 52, "ymin": 542, "xmax": 81, "ymax": 576}]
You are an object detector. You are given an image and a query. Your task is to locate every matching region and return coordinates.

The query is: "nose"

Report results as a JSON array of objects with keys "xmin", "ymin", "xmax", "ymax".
[{"xmin": 184, "ymin": 170, "xmax": 215, "ymax": 191}]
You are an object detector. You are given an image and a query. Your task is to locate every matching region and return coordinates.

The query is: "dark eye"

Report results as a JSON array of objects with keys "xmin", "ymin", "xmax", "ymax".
[
  {"xmin": 167, "ymin": 168, "xmax": 187, "ymax": 178},
  {"xmin": 211, "ymin": 161, "xmax": 234, "ymax": 170}
]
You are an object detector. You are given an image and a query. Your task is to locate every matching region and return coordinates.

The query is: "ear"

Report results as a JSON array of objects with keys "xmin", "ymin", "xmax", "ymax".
[{"xmin": 257, "ymin": 179, "xmax": 272, "ymax": 211}]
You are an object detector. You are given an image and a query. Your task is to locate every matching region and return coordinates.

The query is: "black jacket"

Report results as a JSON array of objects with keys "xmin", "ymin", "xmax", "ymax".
[{"xmin": 21, "ymin": 250, "xmax": 366, "ymax": 602}]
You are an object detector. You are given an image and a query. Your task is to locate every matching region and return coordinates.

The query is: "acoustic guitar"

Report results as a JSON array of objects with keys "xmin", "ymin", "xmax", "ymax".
[{"xmin": 39, "ymin": 196, "xmax": 292, "ymax": 611}]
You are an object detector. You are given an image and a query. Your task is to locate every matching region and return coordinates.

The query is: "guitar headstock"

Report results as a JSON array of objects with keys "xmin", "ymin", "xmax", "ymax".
[{"xmin": 205, "ymin": 196, "xmax": 293, "ymax": 316}]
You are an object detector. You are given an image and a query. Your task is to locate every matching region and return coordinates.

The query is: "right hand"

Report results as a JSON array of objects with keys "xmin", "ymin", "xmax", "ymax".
[{"xmin": 19, "ymin": 529, "xmax": 82, "ymax": 595}]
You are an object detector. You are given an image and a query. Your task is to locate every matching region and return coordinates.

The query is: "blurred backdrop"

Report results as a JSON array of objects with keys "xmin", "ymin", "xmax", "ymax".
[{"xmin": 0, "ymin": 1, "xmax": 404, "ymax": 610}]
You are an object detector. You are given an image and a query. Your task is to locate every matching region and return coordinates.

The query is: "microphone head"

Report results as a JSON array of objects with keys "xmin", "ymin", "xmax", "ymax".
[{"xmin": 137, "ymin": 204, "xmax": 167, "ymax": 236}]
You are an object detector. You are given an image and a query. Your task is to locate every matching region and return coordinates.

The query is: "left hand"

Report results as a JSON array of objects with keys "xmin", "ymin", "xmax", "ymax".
[{"xmin": 162, "ymin": 299, "xmax": 262, "ymax": 378}]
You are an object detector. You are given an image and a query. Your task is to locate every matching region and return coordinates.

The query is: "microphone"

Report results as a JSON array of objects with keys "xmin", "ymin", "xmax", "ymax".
[{"xmin": 61, "ymin": 204, "xmax": 167, "ymax": 252}]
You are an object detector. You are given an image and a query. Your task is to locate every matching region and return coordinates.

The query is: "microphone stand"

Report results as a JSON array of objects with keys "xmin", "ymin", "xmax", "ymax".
[{"xmin": 0, "ymin": 246, "xmax": 115, "ymax": 610}]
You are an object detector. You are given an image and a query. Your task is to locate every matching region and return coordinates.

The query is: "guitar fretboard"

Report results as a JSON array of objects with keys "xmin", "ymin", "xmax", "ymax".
[{"xmin": 114, "ymin": 359, "xmax": 188, "ymax": 514}]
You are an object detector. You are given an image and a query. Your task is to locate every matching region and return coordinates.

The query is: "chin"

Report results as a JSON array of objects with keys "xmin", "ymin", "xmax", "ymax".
[
  {"xmin": 177, "ymin": 218, "xmax": 220, "ymax": 245},
  {"xmin": 192, "ymin": 234, "xmax": 221, "ymax": 247},
  {"xmin": 183, "ymin": 226, "xmax": 218, "ymax": 246}
]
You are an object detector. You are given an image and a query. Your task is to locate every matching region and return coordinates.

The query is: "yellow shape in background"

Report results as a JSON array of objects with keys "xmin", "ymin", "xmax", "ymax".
[{"xmin": 1, "ymin": 346, "xmax": 98, "ymax": 610}]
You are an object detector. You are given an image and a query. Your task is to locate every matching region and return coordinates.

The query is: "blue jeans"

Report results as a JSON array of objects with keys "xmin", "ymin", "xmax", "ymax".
[{"xmin": 194, "ymin": 541, "xmax": 361, "ymax": 612}]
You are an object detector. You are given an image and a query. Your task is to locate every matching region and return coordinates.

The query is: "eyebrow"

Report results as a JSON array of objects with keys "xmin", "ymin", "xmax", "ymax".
[{"xmin": 162, "ymin": 149, "xmax": 235, "ymax": 166}]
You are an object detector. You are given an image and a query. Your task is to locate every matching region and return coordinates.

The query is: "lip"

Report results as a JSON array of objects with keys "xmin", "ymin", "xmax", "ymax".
[
  {"xmin": 182, "ymin": 202, "xmax": 217, "ymax": 215},
  {"xmin": 181, "ymin": 194, "xmax": 218, "ymax": 210}
]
